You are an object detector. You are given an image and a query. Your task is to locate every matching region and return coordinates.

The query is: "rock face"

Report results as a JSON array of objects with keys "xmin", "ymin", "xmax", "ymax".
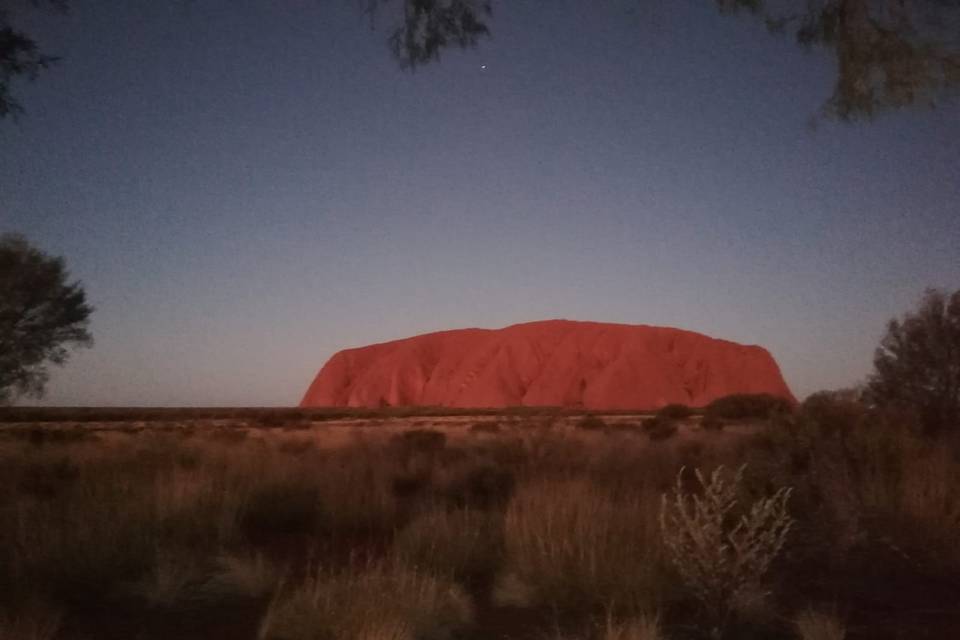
[{"xmin": 299, "ymin": 320, "xmax": 794, "ymax": 410}]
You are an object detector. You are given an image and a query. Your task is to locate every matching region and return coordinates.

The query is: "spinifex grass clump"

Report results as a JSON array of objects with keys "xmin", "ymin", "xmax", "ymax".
[
  {"xmin": 659, "ymin": 465, "xmax": 792, "ymax": 636},
  {"xmin": 258, "ymin": 561, "xmax": 472, "ymax": 640},
  {"xmin": 393, "ymin": 508, "xmax": 504, "ymax": 592},
  {"xmin": 503, "ymin": 478, "xmax": 666, "ymax": 616}
]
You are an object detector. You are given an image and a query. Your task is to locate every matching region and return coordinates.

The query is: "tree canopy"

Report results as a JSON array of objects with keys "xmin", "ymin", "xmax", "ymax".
[
  {"xmin": 2, "ymin": 1, "xmax": 959, "ymax": 121},
  {"xmin": 0, "ymin": 233, "xmax": 93, "ymax": 404},
  {"xmin": 0, "ymin": 0, "xmax": 64, "ymax": 119},
  {"xmin": 866, "ymin": 288, "xmax": 960, "ymax": 433},
  {"xmin": 375, "ymin": 0, "xmax": 960, "ymax": 120}
]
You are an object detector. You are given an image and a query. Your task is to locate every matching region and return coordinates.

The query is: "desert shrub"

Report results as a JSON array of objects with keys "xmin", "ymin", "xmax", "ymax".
[
  {"xmin": 312, "ymin": 448, "xmax": 402, "ymax": 541},
  {"xmin": 700, "ymin": 416, "xmax": 725, "ymax": 431},
  {"xmin": 10, "ymin": 475, "xmax": 159, "ymax": 603},
  {"xmin": 393, "ymin": 508, "xmax": 504, "ymax": 591},
  {"xmin": 391, "ymin": 468, "xmax": 433, "ymax": 501},
  {"xmin": 276, "ymin": 438, "xmax": 316, "ymax": 456},
  {"xmin": 503, "ymin": 478, "xmax": 666, "ymax": 616},
  {"xmin": 865, "ymin": 288, "xmax": 960, "ymax": 434},
  {"xmin": 607, "ymin": 421, "xmax": 643, "ymax": 434},
  {"xmin": 16, "ymin": 456, "xmax": 80, "ymax": 500},
  {"xmin": 204, "ymin": 552, "xmax": 283, "ymax": 600},
  {"xmin": 704, "ymin": 394, "xmax": 793, "ymax": 422},
  {"xmin": 153, "ymin": 466, "xmax": 246, "ymax": 551},
  {"xmin": 206, "ymin": 427, "xmax": 249, "ymax": 445},
  {"xmin": 660, "ymin": 465, "xmax": 793, "ymax": 632},
  {"xmin": 131, "ymin": 546, "xmax": 203, "ymax": 606},
  {"xmin": 549, "ymin": 614, "xmax": 666, "ymax": 640},
  {"xmin": 641, "ymin": 417, "xmax": 678, "ymax": 441},
  {"xmin": 469, "ymin": 421, "xmax": 502, "ymax": 435},
  {"xmin": 576, "ymin": 415, "xmax": 607, "ymax": 431},
  {"xmin": 798, "ymin": 390, "xmax": 866, "ymax": 436},
  {"xmin": 258, "ymin": 562, "xmax": 472, "ymax": 640},
  {"xmin": 256, "ymin": 409, "xmax": 307, "ymax": 429},
  {"xmin": 658, "ymin": 404, "xmax": 695, "ymax": 420},
  {"xmin": 0, "ymin": 601, "xmax": 61, "ymax": 640},
  {"xmin": 793, "ymin": 609, "xmax": 846, "ymax": 640},
  {"xmin": 240, "ymin": 480, "xmax": 321, "ymax": 539},
  {"xmin": 601, "ymin": 614, "xmax": 666, "ymax": 640},
  {"xmin": 825, "ymin": 425, "xmax": 960, "ymax": 567},
  {"xmin": 440, "ymin": 460, "xmax": 516, "ymax": 509},
  {"xmin": 392, "ymin": 429, "xmax": 447, "ymax": 455}
]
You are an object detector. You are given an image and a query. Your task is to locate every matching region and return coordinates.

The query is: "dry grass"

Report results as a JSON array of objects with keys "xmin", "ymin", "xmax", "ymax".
[
  {"xmin": 257, "ymin": 561, "xmax": 473, "ymax": 640},
  {"xmin": 205, "ymin": 552, "xmax": 284, "ymax": 599},
  {"xmin": 393, "ymin": 508, "xmax": 504, "ymax": 590},
  {"xmin": 601, "ymin": 614, "xmax": 666, "ymax": 640},
  {"xmin": 0, "ymin": 411, "xmax": 958, "ymax": 638},
  {"xmin": 793, "ymin": 609, "xmax": 846, "ymax": 640},
  {"xmin": 502, "ymin": 478, "xmax": 666, "ymax": 615},
  {"xmin": 0, "ymin": 601, "xmax": 61, "ymax": 640}
]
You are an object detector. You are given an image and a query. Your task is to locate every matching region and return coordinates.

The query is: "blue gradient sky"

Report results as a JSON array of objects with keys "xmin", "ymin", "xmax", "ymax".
[{"xmin": 2, "ymin": 0, "xmax": 958, "ymax": 406}]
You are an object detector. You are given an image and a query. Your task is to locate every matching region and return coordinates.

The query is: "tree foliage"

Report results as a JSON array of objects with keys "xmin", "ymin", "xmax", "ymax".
[
  {"xmin": 365, "ymin": 0, "xmax": 492, "ymax": 68},
  {"xmin": 3, "ymin": 1, "xmax": 958, "ymax": 121},
  {"xmin": 719, "ymin": 0, "xmax": 960, "ymax": 120},
  {"xmin": 372, "ymin": 0, "xmax": 960, "ymax": 120},
  {"xmin": 0, "ymin": 1, "xmax": 66, "ymax": 119},
  {"xmin": 866, "ymin": 288, "xmax": 960, "ymax": 433},
  {"xmin": 0, "ymin": 233, "xmax": 92, "ymax": 404}
]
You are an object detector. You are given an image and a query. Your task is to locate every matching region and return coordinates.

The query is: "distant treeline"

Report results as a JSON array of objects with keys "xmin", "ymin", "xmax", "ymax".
[{"xmin": 0, "ymin": 405, "xmax": 676, "ymax": 424}]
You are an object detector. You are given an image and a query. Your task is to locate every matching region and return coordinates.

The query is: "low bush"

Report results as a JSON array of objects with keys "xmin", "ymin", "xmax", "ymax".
[
  {"xmin": 607, "ymin": 421, "xmax": 643, "ymax": 434},
  {"xmin": 660, "ymin": 465, "xmax": 793, "ymax": 632},
  {"xmin": 657, "ymin": 404, "xmax": 695, "ymax": 420},
  {"xmin": 256, "ymin": 410, "xmax": 307, "ymax": 429},
  {"xmin": 704, "ymin": 394, "xmax": 793, "ymax": 422},
  {"xmin": 440, "ymin": 460, "xmax": 516, "ymax": 509},
  {"xmin": 469, "ymin": 421, "xmax": 502, "ymax": 435},
  {"xmin": 206, "ymin": 427, "xmax": 249, "ymax": 445},
  {"xmin": 798, "ymin": 390, "xmax": 866, "ymax": 436},
  {"xmin": 392, "ymin": 429, "xmax": 447, "ymax": 455},
  {"xmin": 240, "ymin": 480, "xmax": 321, "ymax": 539},
  {"xmin": 793, "ymin": 609, "xmax": 846, "ymax": 640},
  {"xmin": 258, "ymin": 562, "xmax": 473, "ymax": 640},
  {"xmin": 0, "ymin": 601, "xmax": 61, "ymax": 640},
  {"xmin": 576, "ymin": 415, "xmax": 608, "ymax": 431},
  {"xmin": 204, "ymin": 552, "xmax": 283, "ymax": 600},
  {"xmin": 700, "ymin": 416, "xmax": 725, "ymax": 431},
  {"xmin": 503, "ymin": 478, "xmax": 666, "ymax": 616},
  {"xmin": 393, "ymin": 508, "xmax": 504, "ymax": 591},
  {"xmin": 641, "ymin": 417, "xmax": 678, "ymax": 441},
  {"xmin": 601, "ymin": 614, "xmax": 665, "ymax": 640}
]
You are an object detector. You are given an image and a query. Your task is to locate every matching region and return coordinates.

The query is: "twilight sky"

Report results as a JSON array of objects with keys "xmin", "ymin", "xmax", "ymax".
[{"xmin": 1, "ymin": 0, "xmax": 958, "ymax": 406}]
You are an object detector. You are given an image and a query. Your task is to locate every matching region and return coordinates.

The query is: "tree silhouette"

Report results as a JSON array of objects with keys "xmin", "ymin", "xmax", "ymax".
[
  {"xmin": 0, "ymin": 0, "xmax": 65, "ymax": 119},
  {"xmin": 2, "ymin": 1, "xmax": 958, "ymax": 121},
  {"xmin": 373, "ymin": 0, "xmax": 960, "ymax": 120},
  {"xmin": 718, "ymin": 0, "xmax": 960, "ymax": 120},
  {"xmin": 0, "ymin": 233, "xmax": 93, "ymax": 404},
  {"xmin": 866, "ymin": 288, "xmax": 960, "ymax": 434}
]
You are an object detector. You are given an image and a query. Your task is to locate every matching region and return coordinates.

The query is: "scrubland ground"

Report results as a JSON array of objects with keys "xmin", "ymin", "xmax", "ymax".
[{"xmin": 1, "ymin": 407, "xmax": 959, "ymax": 640}]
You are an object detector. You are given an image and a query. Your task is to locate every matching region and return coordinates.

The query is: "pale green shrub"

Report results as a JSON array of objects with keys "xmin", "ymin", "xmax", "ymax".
[{"xmin": 659, "ymin": 465, "xmax": 792, "ymax": 631}]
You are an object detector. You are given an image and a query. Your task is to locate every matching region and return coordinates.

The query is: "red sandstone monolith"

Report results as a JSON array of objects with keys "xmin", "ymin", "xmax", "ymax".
[{"xmin": 299, "ymin": 320, "xmax": 794, "ymax": 409}]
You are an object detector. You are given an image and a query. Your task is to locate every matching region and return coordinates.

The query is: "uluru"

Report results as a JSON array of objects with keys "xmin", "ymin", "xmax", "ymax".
[{"xmin": 299, "ymin": 320, "xmax": 794, "ymax": 410}]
